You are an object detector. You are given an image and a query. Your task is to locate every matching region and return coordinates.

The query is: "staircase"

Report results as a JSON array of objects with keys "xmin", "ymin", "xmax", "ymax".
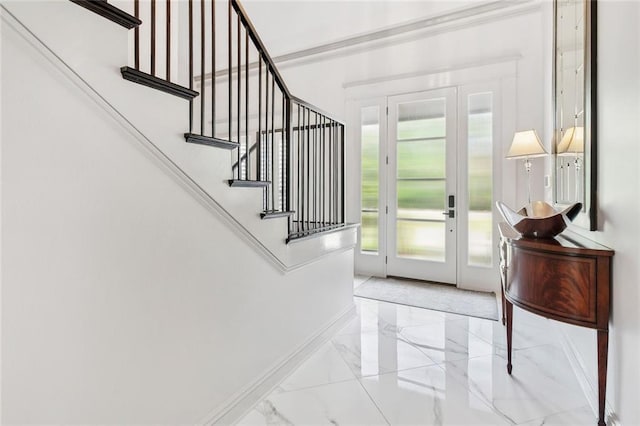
[
  {"xmin": 71, "ymin": 0, "xmax": 347, "ymax": 243},
  {"xmin": 1, "ymin": 1, "xmax": 358, "ymax": 422}
]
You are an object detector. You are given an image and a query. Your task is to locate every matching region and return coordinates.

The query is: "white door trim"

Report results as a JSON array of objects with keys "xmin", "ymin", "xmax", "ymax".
[{"xmin": 348, "ymin": 62, "xmax": 516, "ymax": 292}]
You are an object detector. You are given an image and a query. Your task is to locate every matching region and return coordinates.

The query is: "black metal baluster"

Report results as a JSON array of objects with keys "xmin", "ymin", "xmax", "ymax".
[
  {"xmin": 134, "ymin": 0, "xmax": 139, "ymax": 69},
  {"xmin": 329, "ymin": 120, "xmax": 334, "ymax": 225},
  {"xmin": 188, "ymin": 0, "xmax": 193, "ymax": 133},
  {"xmin": 308, "ymin": 111, "xmax": 311, "ymax": 229},
  {"xmin": 340, "ymin": 124, "xmax": 345, "ymax": 223},
  {"xmin": 265, "ymin": 67, "xmax": 270, "ymax": 209},
  {"xmin": 306, "ymin": 108, "xmax": 310, "ymax": 231},
  {"xmin": 237, "ymin": 14, "xmax": 241, "ymax": 177},
  {"xmin": 283, "ymin": 98, "xmax": 293, "ymax": 218},
  {"xmin": 328, "ymin": 120, "xmax": 331, "ymax": 226},
  {"xmin": 318, "ymin": 115, "xmax": 322, "ymax": 226},
  {"xmin": 320, "ymin": 115, "xmax": 327, "ymax": 226},
  {"xmin": 245, "ymin": 28, "xmax": 249, "ymax": 180},
  {"xmin": 317, "ymin": 116, "xmax": 320, "ymax": 227},
  {"xmin": 300, "ymin": 106, "xmax": 305, "ymax": 231},
  {"xmin": 211, "ymin": 0, "xmax": 215, "ymax": 137},
  {"xmin": 227, "ymin": 0, "xmax": 232, "ymax": 144},
  {"xmin": 333, "ymin": 123, "xmax": 340, "ymax": 223},
  {"xmin": 281, "ymin": 96, "xmax": 285, "ymax": 211},
  {"xmin": 296, "ymin": 104, "xmax": 302, "ymax": 232},
  {"xmin": 151, "ymin": 0, "xmax": 156, "ymax": 76},
  {"xmin": 322, "ymin": 115, "xmax": 326, "ymax": 226},
  {"xmin": 200, "ymin": 0, "xmax": 205, "ymax": 135},
  {"xmin": 166, "ymin": 0, "xmax": 170, "ymax": 80},
  {"xmin": 287, "ymin": 101, "xmax": 292, "ymax": 233},
  {"xmin": 271, "ymin": 74, "xmax": 275, "ymax": 211},
  {"xmin": 310, "ymin": 108, "xmax": 314, "ymax": 230},
  {"xmin": 258, "ymin": 58, "xmax": 262, "ymax": 186},
  {"xmin": 313, "ymin": 111, "xmax": 318, "ymax": 229}
]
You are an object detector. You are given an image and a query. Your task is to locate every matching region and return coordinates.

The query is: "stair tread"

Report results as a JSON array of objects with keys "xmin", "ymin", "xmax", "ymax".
[
  {"xmin": 228, "ymin": 180, "xmax": 270, "ymax": 188},
  {"xmin": 121, "ymin": 67, "xmax": 198, "ymax": 100},
  {"xmin": 70, "ymin": 0, "xmax": 142, "ymax": 29},
  {"xmin": 185, "ymin": 133, "xmax": 239, "ymax": 150},
  {"xmin": 261, "ymin": 210, "xmax": 295, "ymax": 219}
]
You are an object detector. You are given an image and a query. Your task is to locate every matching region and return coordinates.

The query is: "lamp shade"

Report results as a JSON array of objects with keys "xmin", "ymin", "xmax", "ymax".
[
  {"xmin": 506, "ymin": 130, "xmax": 548, "ymax": 159},
  {"xmin": 556, "ymin": 126, "xmax": 584, "ymax": 154}
]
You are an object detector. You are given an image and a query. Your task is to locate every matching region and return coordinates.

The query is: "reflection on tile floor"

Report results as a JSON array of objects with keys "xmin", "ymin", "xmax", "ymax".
[{"xmin": 238, "ymin": 277, "xmax": 597, "ymax": 425}]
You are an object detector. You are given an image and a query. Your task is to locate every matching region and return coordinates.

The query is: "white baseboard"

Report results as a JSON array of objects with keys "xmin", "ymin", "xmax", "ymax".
[
  {"xmin": 556, "ymin": 324, "xmax": 620, "ymax": 426},
  {"xmin": 200, "ymin": 304, "xmax": 357, "ymax": 425}
]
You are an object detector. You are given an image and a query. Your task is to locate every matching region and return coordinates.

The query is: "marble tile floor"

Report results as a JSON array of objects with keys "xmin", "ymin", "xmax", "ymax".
[{"xmin": 238, "ymin": 278, "xmax": 596, "ymax": 425}]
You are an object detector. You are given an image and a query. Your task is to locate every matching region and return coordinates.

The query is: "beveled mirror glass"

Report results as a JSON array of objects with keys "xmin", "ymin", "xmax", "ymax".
[{"xmin": 553, "ymin": 0, "xmax": 597, "ymax": 230}]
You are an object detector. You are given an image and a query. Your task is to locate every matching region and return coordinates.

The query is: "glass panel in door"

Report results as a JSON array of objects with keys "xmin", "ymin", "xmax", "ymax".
[
  {"xmin": 354, "ymin": 99, "xmax": 387, "ymax": 278},
  {"xmin": 467, "ymin": 93, "xmax": 493, "ymax": 267},
  {"xmin": 457, "ymin": 84, "xmax": 500, "ymax": 290},
  {"xmin": 360, "ymin": 106, "xmax": 380, "ymax": 253}
]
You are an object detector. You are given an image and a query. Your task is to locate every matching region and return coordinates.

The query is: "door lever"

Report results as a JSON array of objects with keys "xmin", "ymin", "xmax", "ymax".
[{"xmin": 442, "ymin": 210, "xmax": 455, "ymax": 219}]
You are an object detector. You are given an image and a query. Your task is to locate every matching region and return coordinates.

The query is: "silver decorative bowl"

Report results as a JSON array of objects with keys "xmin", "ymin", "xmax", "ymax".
[{"xmin": 496, "ymin": 201, "xmax": 582, "ymax": 239}]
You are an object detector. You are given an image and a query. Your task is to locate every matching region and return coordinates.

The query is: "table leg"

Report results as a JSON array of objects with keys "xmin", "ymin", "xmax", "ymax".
[
  {"xmin": 505, "ymin": 299, "xmax": 513, "ymax": 374},
  {"xmin": 597, "ymin": 330, "xmax": 608, "ymax": 426},
  {"xmin": 501, "ymin": 286, "xmax": 507, "ymax": 326}
]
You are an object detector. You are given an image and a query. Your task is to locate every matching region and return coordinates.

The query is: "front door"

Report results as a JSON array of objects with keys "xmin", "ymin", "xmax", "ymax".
[{"xmin": 386, "ymin": 89, "xmax": 458, "ymax": 283}]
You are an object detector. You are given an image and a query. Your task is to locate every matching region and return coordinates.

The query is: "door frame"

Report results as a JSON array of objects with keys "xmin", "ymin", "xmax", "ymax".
[{"xmin": 347, "ymin": 61, "xmax": 518, "ymax": 292}]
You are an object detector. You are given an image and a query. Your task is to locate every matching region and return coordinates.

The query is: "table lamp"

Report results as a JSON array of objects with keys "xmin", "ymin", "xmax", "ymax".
[{"xmin": 506, "ymin": 130, "xmax": 548, "ymax": 203}]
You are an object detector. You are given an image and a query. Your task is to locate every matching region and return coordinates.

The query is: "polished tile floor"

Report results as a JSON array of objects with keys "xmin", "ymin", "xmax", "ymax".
[{"xmin": 238, "ymin": 277, "xmax": 596, "ymax": 425}]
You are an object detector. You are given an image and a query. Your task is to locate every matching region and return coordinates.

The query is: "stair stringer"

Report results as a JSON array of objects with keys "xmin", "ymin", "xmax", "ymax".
[{"xmin": 1, "ymin": 1, "xmax": 357, "ymax": 272}]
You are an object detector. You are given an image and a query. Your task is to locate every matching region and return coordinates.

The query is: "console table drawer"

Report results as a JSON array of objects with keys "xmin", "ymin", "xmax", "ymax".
[{"xmin": 506, "ymin": 247, "xmax": 597, "ymax": 324}]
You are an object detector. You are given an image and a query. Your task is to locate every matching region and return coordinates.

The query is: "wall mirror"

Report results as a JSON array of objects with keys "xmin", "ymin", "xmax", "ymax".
[{"xmin": 553, "ymin": 0, "xmax": 597, "ymax": 230}]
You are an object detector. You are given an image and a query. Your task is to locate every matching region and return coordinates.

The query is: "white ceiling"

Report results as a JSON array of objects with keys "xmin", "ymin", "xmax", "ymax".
[{"xmin": 241, "ymin": 0, "xmax": 495, "ymax": 57}]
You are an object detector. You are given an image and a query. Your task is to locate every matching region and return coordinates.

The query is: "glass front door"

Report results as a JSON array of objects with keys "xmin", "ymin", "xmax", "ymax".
[{"xmin": 386, "ymin": 89, "xmax": 458, "ymax": 283}]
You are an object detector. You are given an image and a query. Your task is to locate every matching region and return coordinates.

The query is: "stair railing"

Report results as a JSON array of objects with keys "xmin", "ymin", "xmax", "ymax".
[
  {"xmin": 288, "ymin": 96, "xmax": 345, "ymax": 241},
  {"xmin": 120, "ymin": 0, "xmax": 346, "ymax": 241}
]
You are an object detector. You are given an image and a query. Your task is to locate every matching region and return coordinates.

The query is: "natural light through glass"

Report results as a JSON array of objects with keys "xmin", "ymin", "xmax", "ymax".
[
  {"xmin": 361, "ymin": 106, "xmax": 379, "ymax": 253},
  {"xmin": 396, "ymin": 99, "xmax": 446, "ymax": 261},
  {"xmin": 467, "ymin": 93, "xmax": 493, "ymax": 266}
]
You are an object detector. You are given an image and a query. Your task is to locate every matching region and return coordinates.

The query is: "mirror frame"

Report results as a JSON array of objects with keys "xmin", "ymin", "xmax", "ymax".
[{"xmin": 552, "ymin": 0, "xmax": 597, "ymax": 231}]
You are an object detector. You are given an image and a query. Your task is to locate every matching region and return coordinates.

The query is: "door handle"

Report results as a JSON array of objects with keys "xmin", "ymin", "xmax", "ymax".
[{"xmin": 442, "ymin": 210, "xmax": 455, "ymax": 218}]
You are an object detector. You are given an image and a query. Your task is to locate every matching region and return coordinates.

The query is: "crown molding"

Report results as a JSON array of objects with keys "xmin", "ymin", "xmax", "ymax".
[
  {"xmin": 196, "ymin": 0, "xmax": 540, "ymax": 84},
  {"xmin": 273, "ymin": 0, "xmax": 538, "ymax": 65}
]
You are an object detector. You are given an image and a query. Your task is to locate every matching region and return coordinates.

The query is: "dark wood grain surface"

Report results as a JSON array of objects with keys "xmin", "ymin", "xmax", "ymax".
[{"xmin": 499, "ymin": 222, "xmax": 613, "ymax": 425}]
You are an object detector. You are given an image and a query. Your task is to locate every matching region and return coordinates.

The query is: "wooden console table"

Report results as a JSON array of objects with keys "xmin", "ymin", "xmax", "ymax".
[{"xmin": 498, "ymin": 222, "xmax": 614, "ymax": 426}]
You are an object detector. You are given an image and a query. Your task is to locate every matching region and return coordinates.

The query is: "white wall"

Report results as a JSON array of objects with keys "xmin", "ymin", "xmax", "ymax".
[
  {"xmin": 550, "ymin": 2, "xmax": 640, "ymax": 425},
  {"xmin": 1, "ymin": 6, "xmax": 354, "ymax": 424}
]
